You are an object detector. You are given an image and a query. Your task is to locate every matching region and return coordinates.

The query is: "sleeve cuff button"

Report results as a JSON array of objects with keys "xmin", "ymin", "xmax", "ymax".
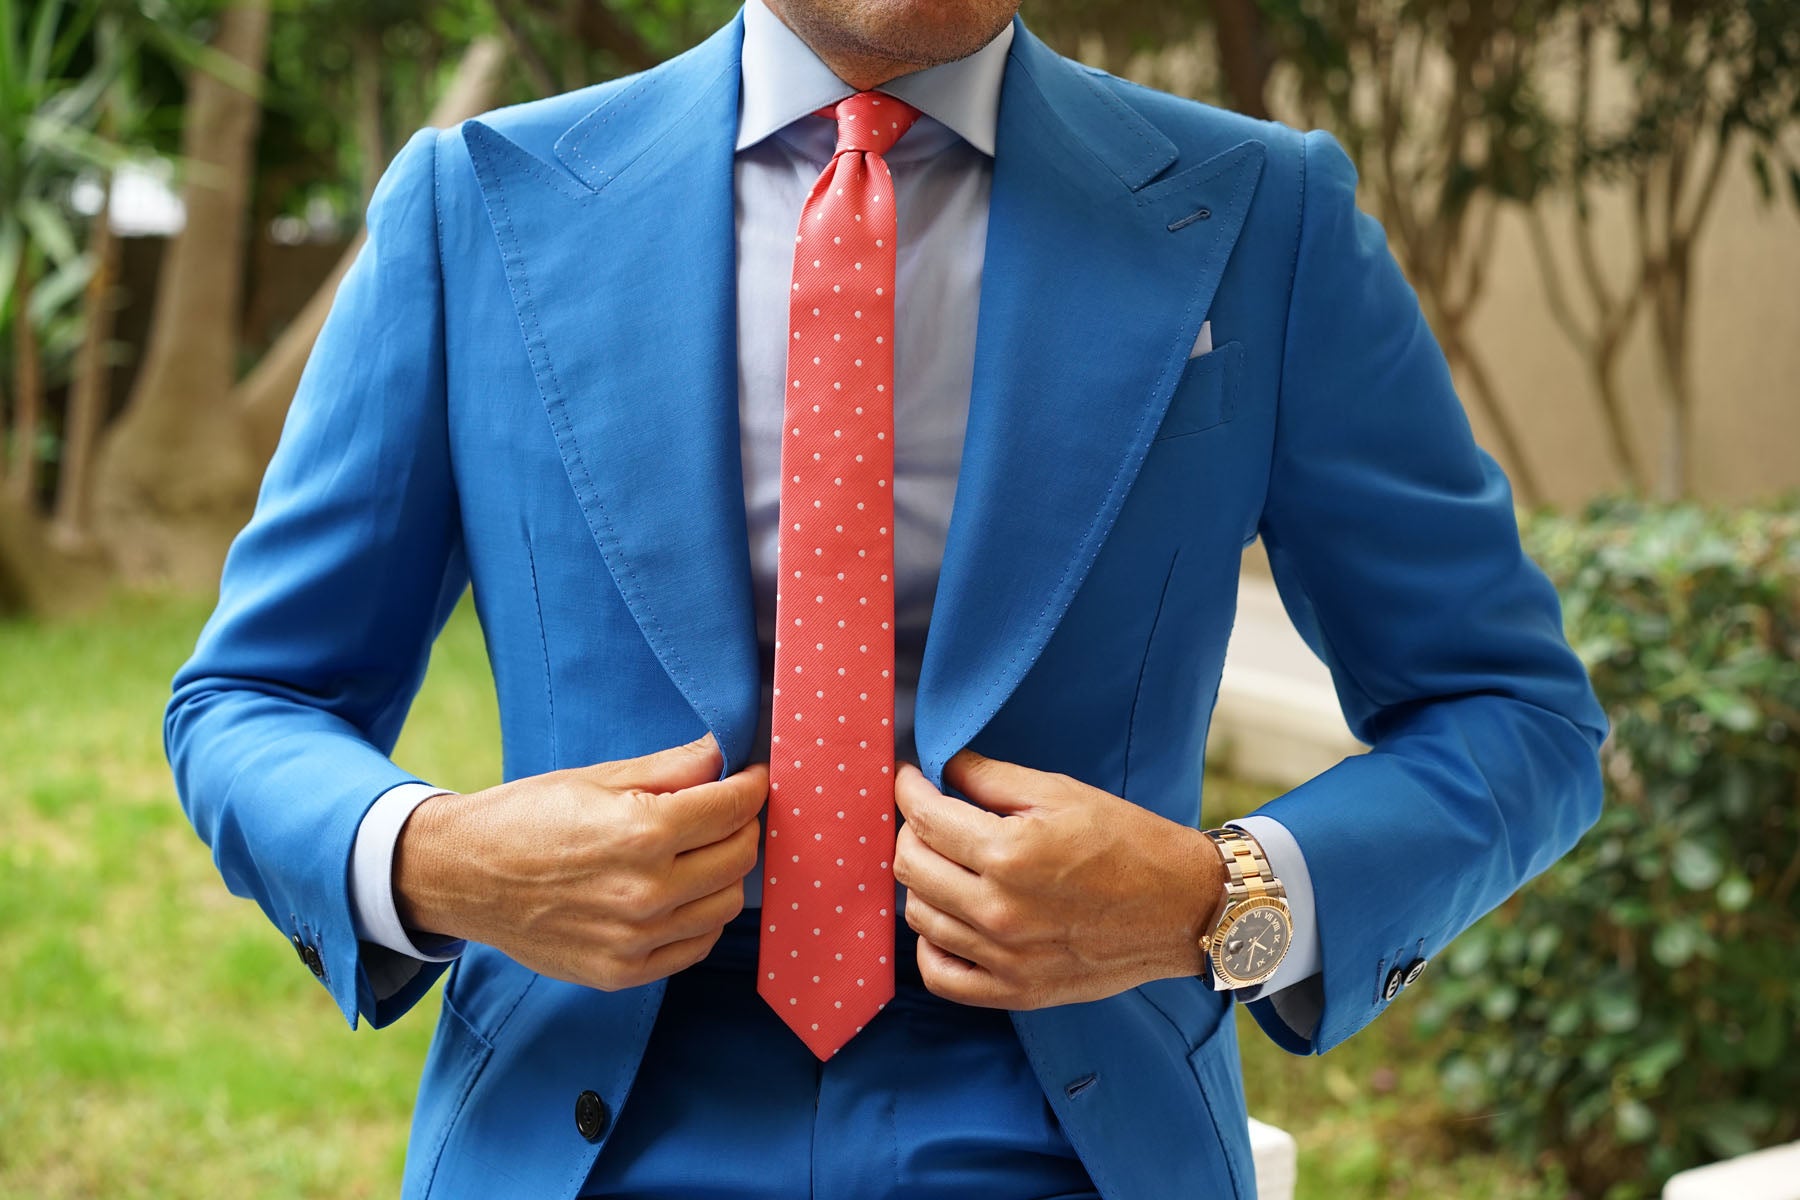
[{"xmin": 1382, "ymin": 966, "xmax": 1404, "ymax": 1001}]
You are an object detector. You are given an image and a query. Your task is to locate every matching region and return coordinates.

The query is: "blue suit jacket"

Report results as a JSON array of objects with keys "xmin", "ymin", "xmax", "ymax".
[{"xmin": 165, "ymin": 10, "xmax": 1609, "ymax": 1199}]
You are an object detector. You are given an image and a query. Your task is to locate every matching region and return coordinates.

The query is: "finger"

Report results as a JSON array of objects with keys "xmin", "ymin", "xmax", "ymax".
[
  {"xmin": 895, "ymin": 761, "xmax": 1005, "ymax": 871},
  {"xmin": 893, "ymin": 820, "xmax": 989, "ymax": 929},
  {"xmin": 940, "ymin": 748, "xmax": 1051, "ymax": 816},
  {"xmin": 916, "ymin": 931, "xmax": 1008, "ymax": 1008},
  {"xmin": 659, "ymin": 763, "xmax": 769, "ymax": 853},
  {"xmin": 667, "ymin": 815, "xmax": 762, "ymax": 902},
  {"xmin": 636, "ymin": 921, "xmax": 731, "ymax": 984},
  {"xmin": 903, "ymin": 892, "xmax": 996, "ymax": 972},
  {"xmin": 585, "ymin": 731, "xmax": 722, "ymax": 792},
  {"xmin": 660, "ymin": 876, "xmax": 748, "ymax": 943}
]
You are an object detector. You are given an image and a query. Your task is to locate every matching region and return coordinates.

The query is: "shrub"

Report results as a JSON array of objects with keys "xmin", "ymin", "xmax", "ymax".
[{"xmin": 1414, "ymin": 493, "xmax": 1800, "ymax": 1199}]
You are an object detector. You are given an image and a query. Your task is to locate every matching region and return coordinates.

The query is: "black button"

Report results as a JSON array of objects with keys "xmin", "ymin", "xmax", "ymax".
[
  {"xmin": 302, "ymin": 943, "xmax": 325, "ymax": 978},
  {"xmin": 290, "ymin": 932, "xmax": 307, "ymax": 962},
  {"xmin": 1402, "ymin": 957, "xmax": 1427, "ymax": 987},
  {"xmin": 1382, "ymin": 966, "xmax": 1404, "ymax": 1002},
  {"xmin": 575, "ymin": 1090, "xmax": 610, "ymax": 1142}
]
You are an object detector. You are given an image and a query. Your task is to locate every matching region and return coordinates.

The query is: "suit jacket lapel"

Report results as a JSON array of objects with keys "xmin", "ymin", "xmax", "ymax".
[
  {"xmin": 912, "ymin": 22, "xmax": 1268, "ymax": 788},
  {"xmin": 459, "ymin": 11, "xmax": 1267, "ymax": 789},
  {"xmin": 462, "ymin": 15, "xmax": 765, "ymax": 775}
]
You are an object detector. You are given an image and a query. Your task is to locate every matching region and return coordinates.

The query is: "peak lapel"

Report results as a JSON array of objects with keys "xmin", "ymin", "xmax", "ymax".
[
  {"xmin": 913, "ymin": 24, "xmax": 1268, "ymax": 789},
  {"xmin": 462, "ymin": 16, "xmax": 764, "ymax": 775}
]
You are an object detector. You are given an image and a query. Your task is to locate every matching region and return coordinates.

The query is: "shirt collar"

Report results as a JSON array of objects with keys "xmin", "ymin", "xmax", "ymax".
[{"xmin": 736, "ymin": 0, "xmax": 1014, "ymax": 156}]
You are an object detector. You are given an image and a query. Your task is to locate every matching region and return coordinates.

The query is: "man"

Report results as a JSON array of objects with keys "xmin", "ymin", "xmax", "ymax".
[{"xmin": 165, "ymin": 0, "xmax": 1610, "ymax": 1196}]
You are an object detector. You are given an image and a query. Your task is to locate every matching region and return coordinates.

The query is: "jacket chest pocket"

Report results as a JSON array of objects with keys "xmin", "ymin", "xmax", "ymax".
[{"xmin": 1153, "ymin": 340, "xmax": 1242, "ymax": 442}]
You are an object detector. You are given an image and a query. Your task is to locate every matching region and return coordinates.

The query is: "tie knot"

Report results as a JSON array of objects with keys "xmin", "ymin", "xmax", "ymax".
[{"xmin": 816, "ymin": 90, "xmax": 921, "ymax": 156}]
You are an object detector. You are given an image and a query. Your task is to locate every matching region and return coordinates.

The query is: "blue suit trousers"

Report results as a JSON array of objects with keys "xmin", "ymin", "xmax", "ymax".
[{"xmin": 578, "ymin": 907, "xmax": 1102, "ymax": 1199}]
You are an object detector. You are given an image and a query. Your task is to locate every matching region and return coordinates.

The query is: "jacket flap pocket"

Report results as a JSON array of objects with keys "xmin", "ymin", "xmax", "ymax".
[{"xmin": 1154, "ymin": 340, "xmax": 1242, "ymax": 442}]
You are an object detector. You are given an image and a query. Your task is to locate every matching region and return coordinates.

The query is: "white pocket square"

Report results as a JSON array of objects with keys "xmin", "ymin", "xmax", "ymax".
[{"xmin": 1190, "ymin": 320, "xmax": 1213, "ymax": 358}]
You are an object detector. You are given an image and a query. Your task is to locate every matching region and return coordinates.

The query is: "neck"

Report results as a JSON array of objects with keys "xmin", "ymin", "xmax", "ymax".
[{"xmin": 759, "ymin": 0, "xmax": 930, "ymax": 91}]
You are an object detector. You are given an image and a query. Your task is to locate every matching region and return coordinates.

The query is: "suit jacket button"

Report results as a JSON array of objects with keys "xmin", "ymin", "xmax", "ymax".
[
  {"xmin": 575, "ymin": 1090, "xmax": 610, "ymax": 1142},
  {"xmin": 302, "ymin": 944, "xmax": 325, "ymax": 978},
  {"xmin": 1382, "ymin": 966, "xmax": 1404, "ymax": 1002},
  {"xmin": 290, "ymin": 932, "xmax": 307, "ymax": 962},
  {"xmin": 1402, "ymin": 958, "xmax": 1427, "ymax": 987}
]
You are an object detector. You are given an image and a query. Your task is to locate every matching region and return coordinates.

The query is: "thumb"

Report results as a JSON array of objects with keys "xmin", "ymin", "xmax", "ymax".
[
  {"xmin": 586, "ymin": 730, "xmax": 722, "ymax": 793},
  {"xmin": 942, "ymin": 748, "xmax": 1041, "ymax": 815}
]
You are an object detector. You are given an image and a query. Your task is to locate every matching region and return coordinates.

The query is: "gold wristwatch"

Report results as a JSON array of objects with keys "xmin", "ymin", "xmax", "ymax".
[{"xmin": 1198, "ymin": 827, "xmax": 1292, "ymax": 990}]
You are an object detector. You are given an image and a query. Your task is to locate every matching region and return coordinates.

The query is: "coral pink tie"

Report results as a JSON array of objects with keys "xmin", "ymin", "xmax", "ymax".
[{"xmin": 757, "ymin": 91, "xmax": 920, "ymax": 1061}]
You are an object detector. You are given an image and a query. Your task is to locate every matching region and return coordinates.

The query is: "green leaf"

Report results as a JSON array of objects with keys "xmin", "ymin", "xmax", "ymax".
[
  {"xmin": 0, "ymin": 221, "xmax": 20, "ymax": 307},
  {"xmin": 1671, "ymin": 841, "xmax": 1724, "ymax": 891},
  {"xmin": 1652, "ymin": 922, "xmax": 1702, "ymax": 968},
  {"xmin": 1697, "ymin": 688, "xmax": 1760, "ymax": 733},
  {"xmin": 1526, "ymin": 925, "xmax": 1562, "ymax": 967},
  {"xmin": 1615, "ymin": 1098, "xmax": 1656, "ymax": 1144},
  {"xmin": 1481, "ymin": 986, "xmax": 1520, "ymax": 1023},
  {"xmin": 15, "ymin": 196, "xmax": 77, "ymax": 266},
  {"xmin": 1593, "ymin": 986, "xmax": 1640, "ymax": 1034},
  {"xmin": 29, "ymin": 249, "xmax": 91, "ymax": 320},
  {"xmin": 1717, "ymin": 874, "xmax": 1754, "ymax": 912},
  {"xmin": 1627, "ymin": 1036, "xmax": 1685, "ymax": 1087}
]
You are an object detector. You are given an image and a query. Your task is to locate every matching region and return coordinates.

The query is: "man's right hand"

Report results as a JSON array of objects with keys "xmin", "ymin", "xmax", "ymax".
[{"xmin": 392, "ymin": 732, "xmax": 767, "ymax": 991}]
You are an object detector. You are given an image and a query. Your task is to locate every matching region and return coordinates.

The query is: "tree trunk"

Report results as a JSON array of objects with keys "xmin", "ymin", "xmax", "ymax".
[
  {"xmin": 237, "ymin": 34, "xmax": 508, "ymax": 462},
  {"xmin": 1651, "ymin": 253, "xmax": 1695, "ymax": 501},
  {"xmin": 1210, "ymin": 0, "xmax": 1271, "ymax": 118},
  {"xmin": 8, "ymin": 254, "xmax": 43, "ymax": 507},
  {"xmin": 353, "ymin": 25, "xmax": 386, "ymax": 208},
  {"xmin": 0, "ymin": 492, "xmax": 106, "ymax": 617},
  {"xmin": 1586, "ymin": 338, "xmax": 1642, "ymax": 496},
  {"xmin": 52, "ymin": 179, "xmax": 121, "ymax": 548},
  {"xmin": 90, "ymin": 0, "xmax": 273, "ymax": 588}
]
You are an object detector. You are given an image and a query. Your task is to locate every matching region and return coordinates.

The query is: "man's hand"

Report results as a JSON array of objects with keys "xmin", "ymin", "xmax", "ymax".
[
  {"xmin": 392, "ymin": 732, "xmax": 767, "ymax": 991},
  {"xmin": 893, "ymin": 750, "xmax": 1223, "ymax": 1009}
]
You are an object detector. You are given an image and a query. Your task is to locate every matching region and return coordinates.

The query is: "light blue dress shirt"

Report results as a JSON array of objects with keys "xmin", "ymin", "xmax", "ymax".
[{"xmin": 349, "ymin": 0, "xmax": 1323, "ymax": 1032}]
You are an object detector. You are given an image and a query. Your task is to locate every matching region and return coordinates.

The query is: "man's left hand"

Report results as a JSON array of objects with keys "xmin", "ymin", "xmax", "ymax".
[{"xmin": 892, "ymin": 749, "xmax": 1224, "ymax": 1009}]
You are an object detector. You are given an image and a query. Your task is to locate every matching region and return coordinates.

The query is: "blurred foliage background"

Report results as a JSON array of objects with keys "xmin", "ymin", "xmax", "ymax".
[{"xmin": 1, "ymin": 1, "xmax": 1797, "ymax": 1198}]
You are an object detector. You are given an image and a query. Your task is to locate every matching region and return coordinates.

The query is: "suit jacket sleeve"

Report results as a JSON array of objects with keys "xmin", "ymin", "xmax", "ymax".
[
  {"xmin": 1238, "ymin": 127, "xmax": 1611, "ymax": 1055},
  {"xmin": 163, "ymin": 125, "xmax": 465, "ymax": 1031}
]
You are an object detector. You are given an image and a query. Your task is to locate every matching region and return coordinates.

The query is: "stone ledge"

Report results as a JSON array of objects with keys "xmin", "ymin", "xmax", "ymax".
[
  {"xmin": 1664, "ymin": 1141, "xmax": 1800, "ymax": 1200},
  {"xmin": 1249, "ymin": 1116, "xmax": 1298, "ymax": 1200}
]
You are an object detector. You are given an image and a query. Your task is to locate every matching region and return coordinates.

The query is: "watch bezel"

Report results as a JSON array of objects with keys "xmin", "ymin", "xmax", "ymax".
[{"xmin": 1205, "ymin": 895, "xmax": 1293, "ymax": 988}]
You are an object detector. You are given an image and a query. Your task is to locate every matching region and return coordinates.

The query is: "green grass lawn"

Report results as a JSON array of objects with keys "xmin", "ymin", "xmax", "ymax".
[{"xmin": 1, "ymin": 589, "xmax": 1554, "ymax": 1198}]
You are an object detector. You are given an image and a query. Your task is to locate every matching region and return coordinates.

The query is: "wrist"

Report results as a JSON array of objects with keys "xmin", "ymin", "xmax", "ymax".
[
  {"xmin": 392, "ymin": 789, "xmax": 475, "ymax": 943},
  {"xmin": 1171, "ymin": 824, "xmax": 1227, "ymax": 979}
]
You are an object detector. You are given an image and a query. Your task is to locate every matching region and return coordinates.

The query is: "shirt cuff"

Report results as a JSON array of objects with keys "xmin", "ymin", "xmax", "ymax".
[
  {"xmin": 1223, "ymin": 814, "xmax": 1323, "ymax": 1039},
  {"xmin": 351, "ymin": 781, "xmax": 469, "ymax": 963}
]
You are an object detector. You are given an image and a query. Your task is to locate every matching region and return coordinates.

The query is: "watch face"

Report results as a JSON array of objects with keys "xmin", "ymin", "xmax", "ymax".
[{"xmin": 1220, "ymin": 906, "xmax": 1289, "ymax": 983}]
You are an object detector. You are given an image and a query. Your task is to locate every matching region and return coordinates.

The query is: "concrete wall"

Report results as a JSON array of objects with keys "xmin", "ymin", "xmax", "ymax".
[{"xmin": 1466, "ymin": 144, "xmax": 1800, "ymax": 508}]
